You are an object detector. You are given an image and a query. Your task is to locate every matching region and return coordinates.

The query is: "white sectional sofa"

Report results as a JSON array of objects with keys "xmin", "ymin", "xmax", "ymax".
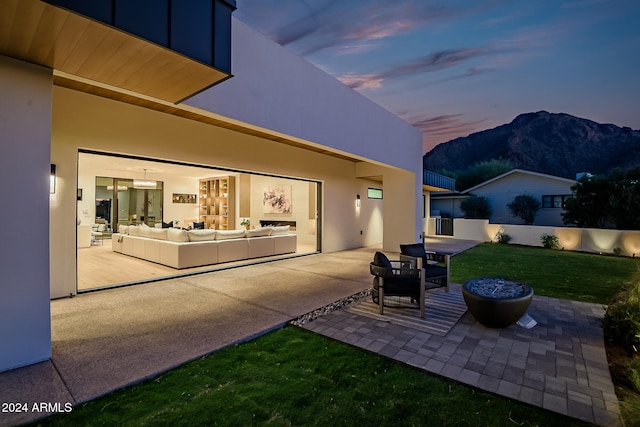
[{"xmin": 112, "ymin": 224, "xmax": 297, "ymax": 269}]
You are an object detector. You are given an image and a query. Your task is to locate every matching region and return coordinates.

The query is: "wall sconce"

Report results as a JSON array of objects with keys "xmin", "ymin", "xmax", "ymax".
[
  {"xmin": 50, "ymin": 164, "xmax": 56, "ymax": 194},
  {"xmin": 356, "ymin": 194, "xmax": 360, "ymax": 208}
]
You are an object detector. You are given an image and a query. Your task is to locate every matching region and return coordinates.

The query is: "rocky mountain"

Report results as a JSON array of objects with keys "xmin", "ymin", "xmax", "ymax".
[{"xmin": 423, "ymin": 111, "xmax": 640, "ymax": 179}]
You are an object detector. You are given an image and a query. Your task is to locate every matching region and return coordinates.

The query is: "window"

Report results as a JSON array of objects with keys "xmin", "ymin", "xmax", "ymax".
[
  {"xmin": 542, "ymin": 195, "xmax": 570, "ymax": 208},
  {"xmin": 367, "ymin": 188, "xmax": 383, "ymax": 199}
]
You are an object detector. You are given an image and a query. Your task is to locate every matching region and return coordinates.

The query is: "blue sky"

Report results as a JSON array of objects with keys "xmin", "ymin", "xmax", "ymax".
[{"xmin": 235, "ymin": 0, "xmax": 640, "ymax": 153}]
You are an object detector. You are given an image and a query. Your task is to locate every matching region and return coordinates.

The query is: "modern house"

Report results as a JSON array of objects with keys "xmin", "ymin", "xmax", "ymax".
[
  {"xmin": 430, "ymin": 169, "xmax": 576, "ymax": 228},
  {"xmin": 0, "ymin": 0, "xmax": 442, "ymax": 373}
]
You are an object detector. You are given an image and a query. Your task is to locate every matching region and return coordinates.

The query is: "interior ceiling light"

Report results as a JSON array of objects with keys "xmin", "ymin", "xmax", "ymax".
[{"xmin": 133, "ymin": 169, "xmax": 156, "ymax": 189}]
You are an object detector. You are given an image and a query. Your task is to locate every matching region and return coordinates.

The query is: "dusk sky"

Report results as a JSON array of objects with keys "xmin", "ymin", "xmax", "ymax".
[{"xmin": 235, "ymin": 0, "xmax": 640, "ymax": 153}]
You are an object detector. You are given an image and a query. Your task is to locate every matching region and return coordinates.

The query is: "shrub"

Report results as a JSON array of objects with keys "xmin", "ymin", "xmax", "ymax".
[
  {"xmin": 460, "ymin": 195, "xmax": 492, "ymax": 219},
  {"xmin": 619, "ymin": 394, "xmax": 640, "ymax": 427},
  {"xmin": 494, "ymin": 228, "xmax": 511, "ymax": 244},
  {"xmin": 540, "ymin": 233, "xmax": 559, "ymax": 249},
  {"xmin": 507, "ymin": 194, "xmax": 540, "ymax": 225},
  {"xmin": 630, "ymin": 358, "xmax": 640, "ymax": 392},
  {"xmin": 603, "ymin": 275, "xmax": 640, "ymax": 352}
]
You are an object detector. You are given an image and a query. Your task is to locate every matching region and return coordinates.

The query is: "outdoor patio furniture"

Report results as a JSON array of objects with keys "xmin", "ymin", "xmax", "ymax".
[
  {"xmin": 370, "ymin": 251, "xmax": 426, "ymax": 318},
  {"xmin": 400, "ymin": 243, "xmax": 450, "ymax": 292}
]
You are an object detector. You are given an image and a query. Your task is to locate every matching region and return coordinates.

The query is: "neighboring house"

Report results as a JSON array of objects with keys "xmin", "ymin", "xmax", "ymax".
[
  {"xmin": 431, "ymin": 169, "xmax": 576, "ymax": 226},
  {"xmin": 0, "ymin": 1, "xmax": 424, "ymax": 373}
]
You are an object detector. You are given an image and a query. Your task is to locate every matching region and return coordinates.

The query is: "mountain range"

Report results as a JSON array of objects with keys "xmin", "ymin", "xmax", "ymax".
[{"xmin": 423, "ymin": 111, "xmax": 640, "ymax": 180}]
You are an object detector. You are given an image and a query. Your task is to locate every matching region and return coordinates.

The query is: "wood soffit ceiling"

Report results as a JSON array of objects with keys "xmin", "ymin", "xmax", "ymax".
[
  {"xmin": 1, "ymin": 0, "xmax": 360, "ymax": 163},
  {"xmin": 0, "ymin": 0, "xmax": 229, "ymax": 103}
]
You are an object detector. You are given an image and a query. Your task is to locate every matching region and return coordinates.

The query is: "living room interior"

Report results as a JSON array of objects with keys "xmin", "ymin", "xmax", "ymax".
[{"xmin": 76, "ymin": 151, "xmax": 320, "ymax": 292}]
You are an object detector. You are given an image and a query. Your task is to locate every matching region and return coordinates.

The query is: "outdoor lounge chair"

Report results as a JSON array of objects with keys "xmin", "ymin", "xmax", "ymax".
[
  {"xmin": 370, "ymin": 251, "xmax": 426, "ymax": 318},
  {"xmin": 400, "ymin": 243, "xmax": 450, "ymax": 292}
]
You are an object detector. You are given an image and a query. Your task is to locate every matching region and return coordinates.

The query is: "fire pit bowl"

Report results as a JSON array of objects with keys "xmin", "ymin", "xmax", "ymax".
[{"xmin": 462, "ymin": 277, "xmax": 533, "ymax": 328}]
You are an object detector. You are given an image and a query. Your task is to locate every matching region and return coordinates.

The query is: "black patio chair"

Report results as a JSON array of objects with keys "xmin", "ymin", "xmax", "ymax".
[
  {"xmin": 370, "ymin": 251, "xmax": 426, "ymax": 318},
  {"xmin": 400, "ymin": 243, "xmax": 450, "ymax": 292}
]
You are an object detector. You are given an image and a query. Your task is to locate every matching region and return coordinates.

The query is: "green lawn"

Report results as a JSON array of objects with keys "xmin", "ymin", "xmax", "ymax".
[
  {"xmin": 33, "ymin": 243, "xmax": 639, "ymax": 426},
  {"xmin": 35, "ymin": 327, "xmax": 589, "ymax": 427},
  {"xmin": 451, "ymin": 243, "xmax": 639, "ymax": 304}
]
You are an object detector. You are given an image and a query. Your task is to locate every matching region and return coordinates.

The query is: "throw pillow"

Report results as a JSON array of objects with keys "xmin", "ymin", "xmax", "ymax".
[
  {"xmin": 193, "ymin": 221, "xmax": 205, "ymax": 229},
  {"xmin": 162, "ymin": 221, "xmax": 173, "ymax": 228}
]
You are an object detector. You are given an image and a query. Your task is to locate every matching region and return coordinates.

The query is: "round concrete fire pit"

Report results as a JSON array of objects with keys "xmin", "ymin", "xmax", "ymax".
[{"xmin": 462, "ymin": 277, "xmax": 533, "ymax": 328}]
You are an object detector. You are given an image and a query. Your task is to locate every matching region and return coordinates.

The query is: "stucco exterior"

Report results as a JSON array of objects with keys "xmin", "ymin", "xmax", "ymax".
[
  {"xmin": 0, "ymin": 56, "xmax": 53, "ymax": 371},
  {"xmin": 1, "ymin": 13, "xmax": 422, "ymax": 372}
]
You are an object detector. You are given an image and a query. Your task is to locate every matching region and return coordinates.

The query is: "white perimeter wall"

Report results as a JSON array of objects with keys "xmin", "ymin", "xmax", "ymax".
[
  {"xmin": 448, "ymin": 218, "xmax": 640, "ymax": 256},
  {"xmin": 0, "ymin": 56, "xmax": 52, "ymax": 372}
]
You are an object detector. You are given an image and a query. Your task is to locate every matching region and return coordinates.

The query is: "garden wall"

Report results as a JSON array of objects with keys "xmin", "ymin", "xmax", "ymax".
[{"xmin": 429, "ymin": 218, "xmax": 640, "ymax": 257}]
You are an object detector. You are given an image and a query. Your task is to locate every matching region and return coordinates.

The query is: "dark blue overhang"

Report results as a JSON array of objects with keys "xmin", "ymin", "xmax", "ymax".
[{"xmin": 424, "ymin": 170, "xmax": 456, "ymax": 192}]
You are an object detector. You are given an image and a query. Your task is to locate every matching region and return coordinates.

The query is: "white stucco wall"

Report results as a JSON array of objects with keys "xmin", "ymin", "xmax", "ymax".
[
  {"xmin": 189, "ymin": 18, "xmax": 422, "ymax": 173},
  {"xmin": 188, "ymin": 18, "xmax": 423, "ymax": 250},
  {"xmin": 0, "ymin": 56, "xmax": 52, "ymax": 372}
]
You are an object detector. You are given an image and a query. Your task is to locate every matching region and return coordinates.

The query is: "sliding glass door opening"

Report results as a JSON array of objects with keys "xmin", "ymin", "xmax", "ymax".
[{"xmin": 77, "ymin": 151, "xmax": 321, "ymax": 291}]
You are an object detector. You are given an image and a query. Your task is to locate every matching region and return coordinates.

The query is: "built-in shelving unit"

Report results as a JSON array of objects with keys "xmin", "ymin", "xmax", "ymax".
[{"xmin": 199, "ymin": 176, "xmax": 235, "ymax": 229}]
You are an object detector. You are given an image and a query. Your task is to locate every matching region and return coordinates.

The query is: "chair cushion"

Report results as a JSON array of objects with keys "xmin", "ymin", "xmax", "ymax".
[
  {"xmin": 167, "ymin": 228, "xmax": 189, "ymax": 242},
  {"xmin": 399, "ymin": 243, "xmax": 426, "ymax": 258},
  {"xmin": 270, "ymin": 225, "xmax": 290, "ymax": 236},
  {"xmin": 215, "ymin": 229, "xmax": 246, "ymax": 240},
  {"xmin": 373, "ymin": 251, "xmax": 392, "ymax": 269},
  {"xmin": 425, "ymin": 264, "xmax": 447, "ymax": 278},
  {"xmin": 246, "ymin": 227, "xmax": 272, "ymax": 238},
  {"xmin": 188, "ymin": 229, "xmax": 217, "ymax": 242}
]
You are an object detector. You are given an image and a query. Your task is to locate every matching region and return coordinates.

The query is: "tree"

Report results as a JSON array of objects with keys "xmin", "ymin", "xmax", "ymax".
[
  {"xmin": 507, "ymin": 194, "xmax": 540, "ymax": 225},
  {"xmin": 608, "ymin": 168, "xmax": 640, "ymax": 230},
  {"xmin": 460, "ymin": 195, "xmax": 492, "ymax": 219},
  {"xmin": 562, "ymin": 175, "xmax": 610, "ymax": 228},
  {"xmin": 439, "ymin": 159, "xmax": 513, "ymax": 191},
  {"xmin": 562, "ymin": 168, "xmax": 640, "ymax": 229}
]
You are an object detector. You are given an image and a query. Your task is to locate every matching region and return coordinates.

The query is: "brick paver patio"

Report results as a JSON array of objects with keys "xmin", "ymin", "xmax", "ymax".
[{"xmin": 303, "ymin": 284, "xmax": 621, "ymax": 426}]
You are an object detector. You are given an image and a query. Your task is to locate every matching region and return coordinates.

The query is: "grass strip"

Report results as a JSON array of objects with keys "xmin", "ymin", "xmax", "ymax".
[
  {"xmin": 33, "ymin": 327, "xmax": 590, "ymax": 427},
  {"xmin": 450, "ymin": 243, "xmax": 639, "ymax": 304}
]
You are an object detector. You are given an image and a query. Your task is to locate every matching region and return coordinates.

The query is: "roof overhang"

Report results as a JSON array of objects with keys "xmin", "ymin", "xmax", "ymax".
[
  {"xmin": 53, "ymin": 71, "xmax": 362, "ymax": 163},
  {"xmin": 0, "ymin": 0, "xmax": 231, "ymax": 103},
  {"xmin": 423, "ymin": 184, "xmax": 451, "ymax": 192}
]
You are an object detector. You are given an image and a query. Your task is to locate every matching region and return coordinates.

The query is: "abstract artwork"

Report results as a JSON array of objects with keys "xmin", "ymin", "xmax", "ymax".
[{"xmin": 263, "ymin": 185, "xmax": 292, "ymax": 214}]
